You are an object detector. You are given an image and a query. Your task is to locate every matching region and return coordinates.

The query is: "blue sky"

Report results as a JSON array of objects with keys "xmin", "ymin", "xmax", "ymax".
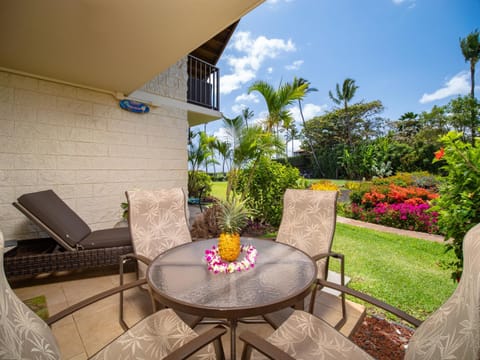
[{"xmin": 198, "ymin": 0, "xmax": 479, "ymax": 154}]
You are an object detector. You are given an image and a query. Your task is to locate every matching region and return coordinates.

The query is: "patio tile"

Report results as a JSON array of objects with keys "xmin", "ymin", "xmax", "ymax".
[
  {"xmin": 51, "ymin": 318, "xmax": 85, "ymax": 359},
  {"xmin": 73, "ymin": 297, "xmax": 125, "ymax": 356},
  {"xmin": 61, "ymin": 275, "xmax": 119, "ymax": 305}
]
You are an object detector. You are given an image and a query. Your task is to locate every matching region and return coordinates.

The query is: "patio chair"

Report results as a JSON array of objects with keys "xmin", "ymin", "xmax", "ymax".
[
  {"xmin": 119, "ymin": 188, "xmax": 197, "ymax": 329},
  {"xmin": 8, "ymin": 189, "xmax": 132, "ymax": 277},
  {"xmin": 239, "ymin": 222, "xmax": 480, "ymax": 360},
  {"xmin": 0, "ymin": 230, "xmax": 226, "ymax": 360},
  {"xmin": 264, "ymin": 189, "xmax": 347, "ymax": 330}
]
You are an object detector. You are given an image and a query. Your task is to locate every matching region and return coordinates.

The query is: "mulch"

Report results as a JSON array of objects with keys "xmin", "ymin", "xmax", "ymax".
[{"xmin": 351, "ymin": 315, "xmax": 414, "ymax": 359}]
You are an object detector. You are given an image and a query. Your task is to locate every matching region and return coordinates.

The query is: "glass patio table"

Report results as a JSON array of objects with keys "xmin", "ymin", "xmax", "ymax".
[{"xmin": 147, "ymin": 237, "xmax": 317, "ymax": 360}]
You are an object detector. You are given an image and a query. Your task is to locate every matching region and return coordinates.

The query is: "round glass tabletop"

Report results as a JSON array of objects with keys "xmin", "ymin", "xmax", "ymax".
[{"xmin": 147, "ymin": 237, "xmax": 317, "ymax": 319}]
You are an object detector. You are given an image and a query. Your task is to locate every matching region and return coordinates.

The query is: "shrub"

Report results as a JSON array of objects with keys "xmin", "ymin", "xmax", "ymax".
[
  {"xmin": 349, "ymin": 182, "xmax": 375, "ymax": 205},
  {"xmin": 310, "ymin": 180, "xmax": 339, "ymax": 191},
  {"xmin": 432, "ymin": 131, "xmax": 480, "ymax": 280},
  {"xmin": 345, "ymin": 181, "xmax": 440, "ymax": 234},
  {"xmin": 372, "ymin": 171, "xmax": 440, "ymax": 190},
  {"xmin": 188, "ymin": 170, "xmax": 212, "ymax": 198},
  {"xmin": 236, "ymin": 157, "xmax": 301, "ymax": 227}
]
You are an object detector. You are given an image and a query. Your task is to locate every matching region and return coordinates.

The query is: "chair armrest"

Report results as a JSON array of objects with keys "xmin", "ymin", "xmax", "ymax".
[
  {"xmin": 317, "ymin": 278, "xmax": 422, "ymax": 328},
  {"xmin": 239, "ymin": 331, "xmax": 295, "ymax": 360},
  {"xmin": 120, "ymin": 253, "xmax": 151, "ymax": 266},
  {"xmin": 45, "ymin": 278, "xmax": 147, "ymax": 326},
  {"xmin": 312, "ymin": 251, "xmax": 344, "ymax": 262},
  {"xmin": 163, "ymin": 325, "xmax": 227, "ymax": 360}
]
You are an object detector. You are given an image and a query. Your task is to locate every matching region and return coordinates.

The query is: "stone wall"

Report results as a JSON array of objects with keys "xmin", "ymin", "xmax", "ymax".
[{"xmin": 0, "ymin": 59, "xmax": 189, "ymax": 241}]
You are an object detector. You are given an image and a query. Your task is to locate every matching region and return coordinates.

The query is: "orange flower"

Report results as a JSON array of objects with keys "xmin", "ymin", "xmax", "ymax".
[{"xmin": 434, "ymin": 148, "xmax": 445, "ymax": 160}]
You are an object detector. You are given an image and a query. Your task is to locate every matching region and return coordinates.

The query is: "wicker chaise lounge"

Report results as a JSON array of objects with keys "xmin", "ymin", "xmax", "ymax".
[{"xmin": 5, "ymin": 190, "xmax": 133, "ymax": 278}]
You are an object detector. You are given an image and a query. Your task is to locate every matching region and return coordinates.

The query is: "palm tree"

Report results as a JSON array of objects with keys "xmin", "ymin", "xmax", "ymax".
[
  {"xmin": 285, "ymin": 123, "xmax": 299, "ymax": 157},
  {"xmin": 292, "ymin": 77, "xmax": 321, "ymax": 174},
  {"xmin": 248, "ymin": 80, "xmax": 308, "ymax": 133},
  {"xmin": 241, "ymin": 107, "xmax": 254, "ymax": 129},
  {"xmin": 329, "ymin": 78, "xmax": 359, "ymax": 145},
  {"xmin": 222, "ymin": 114, "xmax": 244, "ymax": 154},
  {"xmin": 460, "ymin": 29, "xmax": 480, "ymax": 100},
  {"xmin": 460, "ymin": 29, "xmax": 480, "ymax": 145},
  {"xmin": 329, "ymin": 78, "xmax": 358, "ymax": 111},
  {"xmin": 213, "ymin": 139, "xmax": 231, "ymax": 176}
]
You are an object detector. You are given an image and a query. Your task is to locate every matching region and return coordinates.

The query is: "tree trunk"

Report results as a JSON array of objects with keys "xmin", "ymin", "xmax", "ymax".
[
  {"xmin": 299, "ymin": 100, "xmax": 323, "ymax": 176},
  {"xmin": 470, "ymin": 63, "xmax": 476, "ymax": 146}
]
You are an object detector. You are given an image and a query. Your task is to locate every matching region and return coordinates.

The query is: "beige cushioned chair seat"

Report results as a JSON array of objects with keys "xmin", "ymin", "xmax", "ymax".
[
  {"xmin": 251, "ymin": 310, "xmax": 373, "ymax": 360},
  {"xmin": 91, "ymin": 309, "xmax": 215, "ymax": 360}
]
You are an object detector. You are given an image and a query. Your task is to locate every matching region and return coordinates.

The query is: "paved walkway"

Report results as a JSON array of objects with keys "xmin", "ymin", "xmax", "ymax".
[{"xmin": 337, "ymin": 216, "xmax": 445, "ymax": 243}]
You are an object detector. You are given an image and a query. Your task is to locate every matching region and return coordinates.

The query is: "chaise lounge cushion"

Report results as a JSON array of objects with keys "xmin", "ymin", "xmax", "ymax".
[
  {"xmin": 16, "ymin": 189, "xmax": 130, "ymax": 250},
  {"xmin": 18, "ymin": 190, "xmax": 91, "ymax": 248},
  {"xmin": 78, "ymin": 227, "xmax": 131, "ymax": 249}
]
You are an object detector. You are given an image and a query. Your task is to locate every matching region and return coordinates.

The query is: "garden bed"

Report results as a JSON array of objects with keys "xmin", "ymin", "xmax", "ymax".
[{"xmin": 352, "ymin": 315, "xmax": 414, "ymax": 359}]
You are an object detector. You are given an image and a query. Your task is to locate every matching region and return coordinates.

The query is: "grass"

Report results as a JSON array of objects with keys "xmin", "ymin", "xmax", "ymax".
[
  {"xmin": 211, "ymin": 181, "xmax": 227, "ymax": 201},
  {"xmin": 23, "ymin": 295, "xmax": 49, "ymax": 320},
  {"xmin": 331, "ymin": 223, "xmax": 457, "ymax": 321},
  {"xmin": 211, "ymin": 180, "xmax": 457, "ymax": 321}
]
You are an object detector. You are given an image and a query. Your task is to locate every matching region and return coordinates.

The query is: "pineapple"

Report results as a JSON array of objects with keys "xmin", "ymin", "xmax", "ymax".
[{"xmin": 217, "ymin": 198, "xmax": 250, "ymax": 262}]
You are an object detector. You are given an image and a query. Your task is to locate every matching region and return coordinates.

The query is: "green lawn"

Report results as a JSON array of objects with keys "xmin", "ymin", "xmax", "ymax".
[
  {"xmin": 211, "ymin": 181, "xmax": 457, "ymax": 321},
  {"xmin": 210, "ymin": 181, "xmax": 227, "ymax": 200},
  {"xmin": 332, "ymin": 223, "xmax": 456, "ymax": 321}
]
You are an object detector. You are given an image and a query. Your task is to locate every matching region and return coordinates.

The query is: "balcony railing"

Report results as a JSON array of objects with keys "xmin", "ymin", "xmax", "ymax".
[{"xmin": 187, "ymin": 55, "xmax": 219, "ymax": 111}]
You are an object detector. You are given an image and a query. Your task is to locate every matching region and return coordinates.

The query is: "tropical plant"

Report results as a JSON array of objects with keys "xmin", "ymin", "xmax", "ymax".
[
  {"xmin": 236, "ymin": 157, "xmax": 301, "ymax": 227},
  {"xmin": 432, "ymin": 131, "xmax": 480, "ymax": 280},
  {"xmin": 213, "ymin": 139, "xmax": 231, "ymax": 176},
  {"xmin": 188, "ymin": 130, "xmax": 217, "ymax": 196},
  {"xmin": 248, "ymin": 79, "xmax": 307, "ymax": 133},
  {"xmin": 241, "ymin": 107, "xmax": 254, "ymax": 129},
  {"xmin": 447, "ymin": 95, "xmax": 480, "ymax": 144},
  {"xmin": 227, "ymin": 125, "xmax": 284, "ymax": 202},
  {"xmin": 187, "ymin": 170, "xmax": 212, "ymax": 199}
]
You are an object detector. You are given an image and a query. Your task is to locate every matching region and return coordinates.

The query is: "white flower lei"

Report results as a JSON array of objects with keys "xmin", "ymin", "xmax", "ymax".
[{"xmin": 204, "ymin": 244, "xmax": 257, "ymax": 274}]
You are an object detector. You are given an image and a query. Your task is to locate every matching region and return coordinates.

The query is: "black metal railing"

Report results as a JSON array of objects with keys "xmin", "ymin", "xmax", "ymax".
[{"xmin": 187, "ymin": 55, "xmax": 219, "ymax": 111}]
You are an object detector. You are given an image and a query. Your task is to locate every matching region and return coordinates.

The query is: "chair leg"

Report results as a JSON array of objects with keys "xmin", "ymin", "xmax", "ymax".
[
  {"xmin": 334, "ymin": 255, "xmax": 347, "ymax": 330},
  {"xmin": 241, "ymin": 343, "xmax": 253, "ymax": 360},
  {"xmin": 214, "ymin": 337, "xmax": 226, "ymax": 360},
  {"xmin": 119, "ymin": 255, "xmax": 130, "ymax": 331}
]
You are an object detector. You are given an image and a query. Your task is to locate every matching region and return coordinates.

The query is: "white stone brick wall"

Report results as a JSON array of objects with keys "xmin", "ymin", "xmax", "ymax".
[{"xmin": 0, "ymin": 59, "xmax": 189, "ymax": 241}]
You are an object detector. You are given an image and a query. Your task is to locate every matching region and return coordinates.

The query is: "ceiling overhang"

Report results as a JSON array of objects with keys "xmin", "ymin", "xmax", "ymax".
[{"xmin": 0, "ymin": 0, "xmax": 264, "ymax": 95}]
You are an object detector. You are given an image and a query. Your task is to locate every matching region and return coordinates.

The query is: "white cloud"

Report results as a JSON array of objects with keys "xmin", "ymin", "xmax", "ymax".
[
  {"xmin": 234, "ymin": 93, "xmax": 259, "ymax": 103},
  {"xmin": 231, "ymin": 103, "xmax": 246, "ymax": 114},
  {"xmin": 392, "ymin": 0, "xmax": 416, "ymax": 8},
  {"xmin": 213, "ymin": 127, "xmax": 230, "ymax": 142},
  {"xmin": 220, "ymin": 31, "xmax": 296, "ymax": 94},
  {"xmin": 267, "ymin": 67, "xmax": 274, "ymax": 74},
  {"xmin": 288, "ymin": 103, "xmax": 326, "ymax": 125},
  {"xmin": 419, "ymin": 71, "xmax": 470, "ymax": 104},
  {"xmin": 285, "ymin": 60, "xmax": 304, "ymax": 71}
]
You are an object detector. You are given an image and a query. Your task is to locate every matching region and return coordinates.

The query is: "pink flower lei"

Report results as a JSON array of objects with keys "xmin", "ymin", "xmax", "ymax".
[{"xmin": 204, "ymin": 244, "xmax": 257, "ymax": 274}]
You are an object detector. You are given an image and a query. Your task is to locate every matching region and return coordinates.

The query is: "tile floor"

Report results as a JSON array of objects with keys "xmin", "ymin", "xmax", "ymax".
[
  {"xmin": 12, "ymin": 270, "xmax": 276, "ymax": 360},
  {"xmin": 11, "ymin": 264, "xmax": 363, "ymax": 360}
]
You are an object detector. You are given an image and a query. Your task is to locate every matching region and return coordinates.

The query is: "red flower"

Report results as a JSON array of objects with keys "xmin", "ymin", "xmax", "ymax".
[{"xmin": 434, "ymin": 148, "xmax": 445, "ymax": 160}]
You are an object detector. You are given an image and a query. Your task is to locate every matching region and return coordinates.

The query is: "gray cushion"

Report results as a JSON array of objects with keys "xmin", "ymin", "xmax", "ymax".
[
  {"xmin": 18, "ymin": 190, "xmax": 91, "ymax": 247},
  {"xmin": 79, "ymin": 227, "xmax": 131, "ymax": 249}
]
